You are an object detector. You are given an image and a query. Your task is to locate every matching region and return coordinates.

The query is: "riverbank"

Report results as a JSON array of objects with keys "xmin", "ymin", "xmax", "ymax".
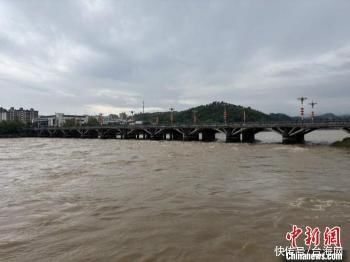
[
  {"xmin": 332, "ymin": 137, "xmax": 350, "ymax": 147},
  {"xmin": 0, "ymin": 134, "xmax": 29, "ymax": 138}
]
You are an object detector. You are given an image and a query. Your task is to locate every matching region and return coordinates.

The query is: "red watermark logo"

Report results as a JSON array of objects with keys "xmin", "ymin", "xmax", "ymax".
[{"xmin": 276, "ymin": 225, "xmax": 343, "ymax": 261}]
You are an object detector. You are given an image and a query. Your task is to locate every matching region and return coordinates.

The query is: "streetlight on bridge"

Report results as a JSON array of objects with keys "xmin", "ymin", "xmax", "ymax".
[
  {"xmin": 309, "ymin": 101, "xmax": 318, "ymax": 123},
  {"xmin": 297, "ymin": 97, "xmax": 308, "ymax": 121},
  {"xmin": 169, "ymin": 107, "xmax": 174, "ymax": 125},
  {"xmin": 243, "ymin": 108, "xmax": 246, "ymax": 123}
]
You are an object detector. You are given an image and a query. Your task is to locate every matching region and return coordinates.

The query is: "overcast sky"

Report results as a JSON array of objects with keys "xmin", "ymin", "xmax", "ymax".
[{"xmin": 1, "ymin": 0, "xmax": 350, "ymax": 115}]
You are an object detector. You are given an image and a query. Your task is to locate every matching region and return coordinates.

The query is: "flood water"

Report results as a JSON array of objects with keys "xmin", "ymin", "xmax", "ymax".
[{"xmin": 0, "ymin": 130, "xmax": 349, "ymax": 261}]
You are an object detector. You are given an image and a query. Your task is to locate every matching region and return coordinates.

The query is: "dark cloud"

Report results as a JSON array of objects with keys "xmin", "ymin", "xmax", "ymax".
[{"xmin": 0, "ymin": 0, "xmax": 350, "ymax": 115}]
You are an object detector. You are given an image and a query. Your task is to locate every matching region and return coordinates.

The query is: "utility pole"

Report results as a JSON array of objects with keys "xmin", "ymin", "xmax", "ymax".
[
  {"xmin": 243, "ymin": 108, "xmax": 246, "ymax": 123},
  {"xmin": 297, "ymin": 97, "xmax": 307, "ymax": 121},
  {"xmin": 309, "ymin": 101, "xmax": 317, "ymax": 123},
  {"xmin": 142, "ymin": 100, "xmax": 144, "ymax": 115},
  {"xmin": 130, "ymin": 110, "xmax": 134, "ymax": 122},
  {"xmin": 169, "ymin": 107, "xmax": 174, "ymax": 125},
  {"xmin": 224, "ymin": 105, "xmax": 228, "ymax": 124},
  {"xmin": 193, "ymin": 110, "xmax": 197, "ymax": 124}
]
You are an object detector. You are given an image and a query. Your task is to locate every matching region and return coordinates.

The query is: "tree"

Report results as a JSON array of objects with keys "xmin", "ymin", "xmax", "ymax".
[
  {"xmin": 86, "ymin": 117, "xmax": 99, "ymax": 126},
  {"xmin": 0, "ymin": 120, "xmax": 24, "ymax": 135},
  {"xmin": 63, "ymin": 118, "xmax": 76, "ymax": 127}
]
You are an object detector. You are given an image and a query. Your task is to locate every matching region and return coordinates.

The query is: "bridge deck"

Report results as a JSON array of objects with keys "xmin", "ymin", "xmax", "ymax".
[
  {"xmin": 27, "ymin": 121, "xmax": 350, "ymax": 144},
  {"xmin": 32, "ymin": 121, "xmax": 350, "ymax": 130}
]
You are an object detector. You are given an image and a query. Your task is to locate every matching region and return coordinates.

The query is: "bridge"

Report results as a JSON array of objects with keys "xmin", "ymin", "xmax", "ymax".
[{"xmin": 28, "ymin": 121, "xmax": 350, "ymax": 144}]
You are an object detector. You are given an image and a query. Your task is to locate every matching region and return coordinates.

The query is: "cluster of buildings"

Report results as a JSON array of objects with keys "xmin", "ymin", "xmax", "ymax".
[
  {"xmin": 0, "ymin": 106, "xmax": 132, "ymax": 127},
  {"xmin": 34, "ymin": 113, "xmax": 129, "ymax": 127},
  {"xmin": 34, "ymin": 113, "xmax": 127, "ymax": 127},
  {"xmin": 0, "ymin": 107, "xmax": 39, "ymax": 123}
]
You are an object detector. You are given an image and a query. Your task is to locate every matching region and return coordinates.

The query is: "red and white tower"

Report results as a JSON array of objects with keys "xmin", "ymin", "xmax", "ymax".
[
  {"xmin": 297, "ymin": 97, "xmax": 308, "ymax": 121},
  {"xmin": 224, "ymin": 105, "xmax": 228, "ymax": 124}
]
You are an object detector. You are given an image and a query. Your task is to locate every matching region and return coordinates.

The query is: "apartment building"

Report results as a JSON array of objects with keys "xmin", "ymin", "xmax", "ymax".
[{"xmin": 0, "ymin": 107, "xmax": 39, "ymax": 123}]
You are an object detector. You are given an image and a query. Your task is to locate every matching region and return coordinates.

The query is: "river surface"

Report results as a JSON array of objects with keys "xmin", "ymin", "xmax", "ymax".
[{"xmin": 0, "ymin": 131, "xmax": 349, "ymax": 261}]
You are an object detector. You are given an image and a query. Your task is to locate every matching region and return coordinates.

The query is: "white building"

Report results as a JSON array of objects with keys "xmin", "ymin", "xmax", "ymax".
[
  {"xmin": 0, "ymin": 107, "xmax": 7, "ymax": 121},
  {"xmin": 58, "ymin": 114, "xmax": 89, "ymax": 126},
  {"xmin": 0, "ymin": 112, "xmax": 7, "ymax": 121},
  {"xmin": 103, "ymin": 114, "xmax": 125, "ymax": 125},
  {"xmin": 34, "ymin": 113, "xmax": 89, "ymax": 127}
]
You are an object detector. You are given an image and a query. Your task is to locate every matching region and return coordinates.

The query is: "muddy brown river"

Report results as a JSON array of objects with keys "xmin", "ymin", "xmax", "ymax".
[{"xmin": 0, "ymin": 131, "xmax": 349, "ymax": 261}]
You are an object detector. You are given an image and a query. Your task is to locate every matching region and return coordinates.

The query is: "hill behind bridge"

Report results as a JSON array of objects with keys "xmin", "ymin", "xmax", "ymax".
[{"xmin": 134, "ymin": 101, "xmax": 292, "ymax": 124}]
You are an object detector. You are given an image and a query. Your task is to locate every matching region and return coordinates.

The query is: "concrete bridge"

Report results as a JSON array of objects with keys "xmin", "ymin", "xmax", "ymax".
[{"xmin": 28, "ymin": 121, "xmax": 350, "ymax": 144}]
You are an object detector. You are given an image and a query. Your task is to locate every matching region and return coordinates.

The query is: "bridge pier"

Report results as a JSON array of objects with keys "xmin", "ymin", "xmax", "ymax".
[
  {"xmin": 172, "ymin": 132, "xmax": 183, "ymax": 141},
  {"xmin": 282, "ymin": 133, "xmax": 305, "ymax": 144},
  {"xmin": 68, "ymin": 130, "xmax": 81, "ymax": 138},
  {"xmin": 38, "ymin": 130, "xmax": 50, "ymax": 137},
  {"xmin": 100, "ymin": 131, "xmax": 117, "ymax": 139},
  {"xmin": 104, "ymin": 130, "xmax": 115, "ymax": 139},
  {"xmin": 143, "ymin": 131, "xmax": 150, "ymax": 139},
  {"xmin": 242, "ymin": 130, "xmax": 255, "ymax": 143},
  {"xmin": 202, "ymin": 130, "xmax": 216, "ymax": 142},
  {"xmin": 226, "ymin": 133, "xmax": 240, "ymax": 143},
  {"xmin": 184, "ymin": 133, "xmax": 199, "ymax": 141},
  {"xmin": 47, "ymin": 130, "xmax": 66, "ymax": 138},
  {"xmin": 126, "ymin": 133, "xmax": 136, "ymax": 139},
  {"xmin": 98, "ymin": 130, "xmax": 107, "ymax": 139},
  {"xmin": 119, "ymin": 130, "xmax": 129, "ymax": 139},
  {"xmin": 151, "ymin": 133, "xmax": 164, "ymax": 140},
  {"xmin": 272, "ymin": 127, "xmax": 308, "ymax": 144},
  {"xmin": 83, "ymin": 134, "xmax": 98, "ymax": 139},
  {"xmin": 81, "ymin": 130, "xmax": 98, "ymax": 139},
  {"xmin": 48, "ymin": 130, "xmax": 54, "ymax": 137},
  {"xmin": 224, "ymin": 128, "xmax": 241, "ymax": 143}
]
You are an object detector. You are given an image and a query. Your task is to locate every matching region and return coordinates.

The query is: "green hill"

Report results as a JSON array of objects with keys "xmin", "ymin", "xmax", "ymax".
[{"xmin": 134, "ymin": 101, "xmax": 291, "ymax": 124}]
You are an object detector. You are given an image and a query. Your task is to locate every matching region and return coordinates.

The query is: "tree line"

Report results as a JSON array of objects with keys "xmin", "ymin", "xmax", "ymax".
[{"xmin": 0, "ymin": 120, "xmax": 25, "ymax": 135}]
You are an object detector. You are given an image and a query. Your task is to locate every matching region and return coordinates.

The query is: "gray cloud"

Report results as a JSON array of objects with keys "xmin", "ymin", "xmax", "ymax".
[{"xmin": 0, "ymin": 0, "xmax": 350, "ymax": 115}]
